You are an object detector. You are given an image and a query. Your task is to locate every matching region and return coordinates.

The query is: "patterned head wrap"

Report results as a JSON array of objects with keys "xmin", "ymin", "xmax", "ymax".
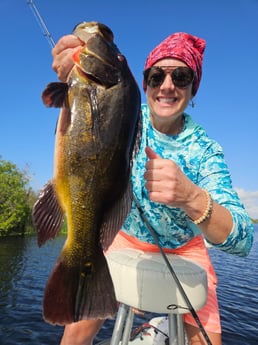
[{"xmin": 143, "ymin": 32, "xmax": 206, "ymax": 96}]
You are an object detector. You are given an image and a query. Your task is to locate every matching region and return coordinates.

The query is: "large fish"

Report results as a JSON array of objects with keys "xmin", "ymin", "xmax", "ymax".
[{"xmin": 33, "ymin": 22, "xmax": 141, "ymax": 325}]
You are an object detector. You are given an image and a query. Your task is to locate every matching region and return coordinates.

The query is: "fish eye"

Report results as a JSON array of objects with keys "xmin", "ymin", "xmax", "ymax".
[{"xmin": 117, "ymin": 54, "xmax": 125, "ymax": 62}]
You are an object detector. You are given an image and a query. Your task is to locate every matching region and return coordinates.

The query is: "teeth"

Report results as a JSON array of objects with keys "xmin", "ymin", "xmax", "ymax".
[{"xmin": 159, "ymin": 98, "xmax": 177, "ymax": 103}]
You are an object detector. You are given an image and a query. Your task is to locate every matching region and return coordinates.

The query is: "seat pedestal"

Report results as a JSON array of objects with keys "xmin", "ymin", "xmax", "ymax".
[{"xmin": 104, "ymin": 248, "xmax": 208, "ymax": 345}]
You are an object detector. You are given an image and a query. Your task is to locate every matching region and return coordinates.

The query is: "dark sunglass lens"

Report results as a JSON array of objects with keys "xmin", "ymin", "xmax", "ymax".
[
  {"xmin": 172, "ymin": 67, "xmax": 194, "ymax": 87},
  {"xmin": 144, "ymin": 67, "xmax": 165, "ymax": 88}
]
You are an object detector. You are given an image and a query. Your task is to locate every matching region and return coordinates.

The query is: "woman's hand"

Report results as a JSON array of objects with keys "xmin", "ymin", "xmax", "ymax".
[
  {"xmin": 144, "ymin": 146, "xmax": 199, "ymax": 209},
  {"xmin": 52, "ymin": 35, "xmax": 84, "ymax": 81}
]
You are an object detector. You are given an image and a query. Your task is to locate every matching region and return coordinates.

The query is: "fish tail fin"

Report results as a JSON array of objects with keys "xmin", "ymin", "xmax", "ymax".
[
  {"xmin": 43, "ymin": 257, "xmax": 77, "ymax": 325},
  {"xmin": 43, "ymin": 249, "xmax": 117, "ymax": 325},
  {"xmin": 74, "ymin": 248, "xmax": 117, "ymax": 321}
]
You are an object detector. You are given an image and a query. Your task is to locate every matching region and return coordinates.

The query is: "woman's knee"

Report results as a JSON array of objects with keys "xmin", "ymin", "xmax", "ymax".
[
  {"xmin": 60, "ymin": 319, "xmax": 104, "ymax": 345},
  {"xmin": 184, "ymin": 323, "xmax": 222, "ymax": 345}
]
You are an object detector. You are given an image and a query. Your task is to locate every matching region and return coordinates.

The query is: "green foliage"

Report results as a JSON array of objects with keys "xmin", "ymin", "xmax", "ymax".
[{"xmin": 0, "ymin": 158, "xmax": 33, "ymax": 236}]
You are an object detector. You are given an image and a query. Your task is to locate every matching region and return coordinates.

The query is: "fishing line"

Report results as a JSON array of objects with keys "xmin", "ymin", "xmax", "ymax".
[
  {"xmin": 133, "ymin": 194, "xmax": 213, "ymax": 345},
  {"xmin": 27, "ymin": 0, "xmax": 55, "ymax": 48}
]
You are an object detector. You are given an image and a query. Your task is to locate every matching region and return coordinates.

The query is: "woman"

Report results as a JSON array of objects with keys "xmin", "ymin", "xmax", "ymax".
[{"xmin": 51, "ymin": 30, "xmax": 254, "ymax": 345}]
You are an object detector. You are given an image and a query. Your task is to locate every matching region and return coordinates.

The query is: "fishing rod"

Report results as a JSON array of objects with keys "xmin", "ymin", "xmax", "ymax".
[{"xmin": 27, "ymin": 0, "xmax": 55, "ymax": 48}]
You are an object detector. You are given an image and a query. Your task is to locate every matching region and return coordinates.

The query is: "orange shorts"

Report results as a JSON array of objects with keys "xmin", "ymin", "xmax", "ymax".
[{"xmin": 107, "ymin": 231, "xmax": 221, "ymax": 334}]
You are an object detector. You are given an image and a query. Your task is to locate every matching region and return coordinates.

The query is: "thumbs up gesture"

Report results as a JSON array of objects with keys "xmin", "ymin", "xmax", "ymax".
[{"xmin": 144, "ymin": 146, "xmax": 196, "ymax": 208}]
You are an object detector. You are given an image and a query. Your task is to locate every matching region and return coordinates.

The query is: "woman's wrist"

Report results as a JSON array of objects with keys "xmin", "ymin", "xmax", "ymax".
[
  {"xmin": 182, "ymin": 187, "xmax": 213, "ymax": 224},
  {"xmin": 189, "ymin": 189, "xmax": 213, "ymax": 225}
]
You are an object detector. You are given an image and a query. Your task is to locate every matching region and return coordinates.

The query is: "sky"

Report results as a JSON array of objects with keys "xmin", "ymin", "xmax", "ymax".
[{"xmin": 0, "ymin": 0, "xmax": 258, "ymax": 218}]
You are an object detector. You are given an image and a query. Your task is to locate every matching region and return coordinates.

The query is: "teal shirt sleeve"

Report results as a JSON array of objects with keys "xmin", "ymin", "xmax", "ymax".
[{"xmin": 194, "ymin": 138, "xmax": 254, "ymax": 256}]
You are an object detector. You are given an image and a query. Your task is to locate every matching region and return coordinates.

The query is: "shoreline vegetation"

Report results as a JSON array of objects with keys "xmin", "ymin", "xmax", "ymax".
[
  {"xmin": 0, "ymin": 157, "xmax": 257, "ymax": 239},
  {"xmin": 1, "ymin": 220, "xmax": 257, "ymax": 239}
]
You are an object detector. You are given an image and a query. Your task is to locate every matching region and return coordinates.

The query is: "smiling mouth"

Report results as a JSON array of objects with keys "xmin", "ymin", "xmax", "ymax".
[{"xmin": 157, "ymin": 97, "xmax": 178, "ymax": 103}]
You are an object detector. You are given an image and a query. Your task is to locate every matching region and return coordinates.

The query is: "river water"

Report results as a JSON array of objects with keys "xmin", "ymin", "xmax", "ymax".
[{"xmin": 0, "ymin": 226, "xmax": 257, "ymax": 345}]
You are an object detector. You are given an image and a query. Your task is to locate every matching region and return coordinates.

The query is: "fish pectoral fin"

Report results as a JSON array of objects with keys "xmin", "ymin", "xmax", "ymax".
[
  {"xmin": 42, "ymin": 82, "xmax": 69, "ymax": 108},
  {"xmin": 33, "ymin": 181, "xmax": 64, "ymax": 247}
]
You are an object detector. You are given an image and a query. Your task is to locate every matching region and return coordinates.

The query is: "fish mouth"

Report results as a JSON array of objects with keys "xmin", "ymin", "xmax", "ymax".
[
  {"xmin": 73, "ymin": 47, "xmax": 122, "ymax": 89},
  {"xmin": 76, "ymin": 66, "xmax": 104, "ymax": 86},
  {"xmin": 72, "ymin": 22, "xmax": 123, "ymax": 88}
]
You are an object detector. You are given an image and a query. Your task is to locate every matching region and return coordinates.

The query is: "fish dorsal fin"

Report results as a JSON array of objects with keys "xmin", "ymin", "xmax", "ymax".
[
  {"xmin": 33, "ymin": 181, "xmax": 64, "ymax": 247},
  {"xmin": 42, "ymin": 82, "xmax": 69, "ymax": 108}
]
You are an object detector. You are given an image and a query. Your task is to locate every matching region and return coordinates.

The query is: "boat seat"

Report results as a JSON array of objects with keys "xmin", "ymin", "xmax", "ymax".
[
  {"xmin": 105, "ymin": 249, "xmax": 208, "ymax": 345},
  {"xmin": 106, "ymin": 248, "xmax": 208, "ymax": 314}
]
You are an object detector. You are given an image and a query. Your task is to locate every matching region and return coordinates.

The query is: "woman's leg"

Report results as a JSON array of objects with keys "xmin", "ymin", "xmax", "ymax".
[
  {"xmin": 180, "ymin": 237, "xmax": 221, "ymax": 345},
  {"xmin": 60, "ymin": 319, "xmax": 104, "ymax": 345},
  {"xmin": 185, "ymin": 323, "xmax": 222, "ymax": 345}
]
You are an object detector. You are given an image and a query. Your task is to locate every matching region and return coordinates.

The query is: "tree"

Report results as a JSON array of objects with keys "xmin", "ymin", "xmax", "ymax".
[{"xmin": 0, "ymin": 158, "xmax": 32, "ymax": 236}]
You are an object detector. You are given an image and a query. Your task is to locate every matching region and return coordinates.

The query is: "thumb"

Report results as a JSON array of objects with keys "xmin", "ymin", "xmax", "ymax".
[{"xmin": 145, "ymin": 146, "xmax": 161, "ymax": 160}]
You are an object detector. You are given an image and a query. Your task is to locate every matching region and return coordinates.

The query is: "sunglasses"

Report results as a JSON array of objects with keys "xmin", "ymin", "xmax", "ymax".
[{"xmin": 143, "ymin": 66, "xmax": 195, "ymax": 89}]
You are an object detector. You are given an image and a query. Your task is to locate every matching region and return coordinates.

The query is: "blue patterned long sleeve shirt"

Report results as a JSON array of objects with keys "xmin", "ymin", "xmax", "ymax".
[{"xmin": 121, "ymin": 104, "xmax": 254, "ymax": 257}]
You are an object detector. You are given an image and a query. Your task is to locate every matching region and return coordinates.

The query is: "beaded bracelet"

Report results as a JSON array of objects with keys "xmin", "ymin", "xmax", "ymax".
[{"xmin": 192, "ymin": 189, "xmax": 213, "ymax": 225}]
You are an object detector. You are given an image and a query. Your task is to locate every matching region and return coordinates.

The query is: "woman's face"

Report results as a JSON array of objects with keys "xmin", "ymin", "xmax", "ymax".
[{"xmin": 145, "ymin": 58, "xmax": 193, "ymax": 133}]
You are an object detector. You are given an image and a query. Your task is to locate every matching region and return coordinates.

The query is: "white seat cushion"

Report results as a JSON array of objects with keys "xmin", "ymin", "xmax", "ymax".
[{"xmin": 106, "ymin": 248, "xmax": 207, "ymax": 314}]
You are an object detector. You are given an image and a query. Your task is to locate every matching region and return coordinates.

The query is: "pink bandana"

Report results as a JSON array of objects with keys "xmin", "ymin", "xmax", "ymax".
[{"xmin": 143, "ymin": 32, "xmax": 206, "ymax": 95}]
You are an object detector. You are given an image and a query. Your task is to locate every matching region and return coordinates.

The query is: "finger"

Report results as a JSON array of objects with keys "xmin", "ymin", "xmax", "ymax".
[
  {"xmin": 52, "ymin": 35, "xmax": 84, "ymax": 81},
  {"xmin": 53, "ymin": 45, "xmax": 84, "ymax": 81},
  {"xmin": 52, "ymin": 51, "xmax": 74, "ymax": 81},
  {"xmin": 52, "ymin": 35, "xmax": 83, "ymax": 57},
  {"xmin": 145, "ymin": 180, "xmax": 161, "ymax": 192},
  {"xmin": 145, "ymin": 146, "xmax": 161, "ymax": 160},
  {"xmin": 145, "ymin": 147, "xmax": 164, "ymax": 171},
  {"xmin": 144, "ymin": 168, "xmax": 163, "ymax": 182}
]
